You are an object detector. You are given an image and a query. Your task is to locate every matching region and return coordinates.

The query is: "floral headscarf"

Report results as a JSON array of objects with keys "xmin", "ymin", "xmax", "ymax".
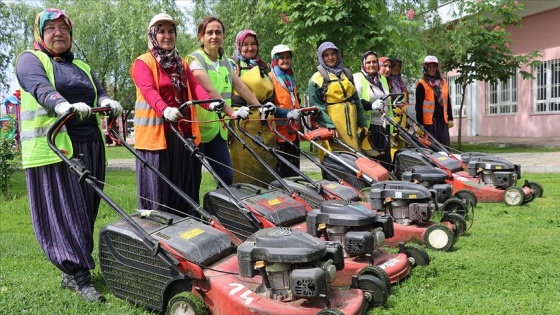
[
  {"xmin": 389, "ymin": 58, "xmax": 409, "ymax": 94},
  {"xmin": 317, "ymin": 41, "xmax": 344, "ymax": 76},
  {"xmin": 271, "ymin": 51, "xmax": 296, "ymax": 105},
  {"xmin": 148, "ymin": 20, "xmax": 183, "ymax": 90},
  {"xmin": 33, "ymin": 8, "xmax": 73, "ymax": 61},
  {"xmin": 234, "ymin": 29, "xmax": 267, "ymax": 70}
]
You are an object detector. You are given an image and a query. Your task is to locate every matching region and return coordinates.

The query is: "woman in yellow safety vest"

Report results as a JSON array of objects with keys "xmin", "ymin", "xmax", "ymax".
[
  {"xmin": 16, "ymin": 8, "xmax": 122, "ymax": 303},
  {"xmin": 415, "ymin": 55, "xmax": 454, "ymax": 148},
  {"xmin": 188, "ymin": 16, "xmax": 260, "ymax": 189}
]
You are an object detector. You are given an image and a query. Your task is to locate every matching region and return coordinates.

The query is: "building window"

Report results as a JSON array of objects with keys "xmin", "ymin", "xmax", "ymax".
[
  {"xmin": 535, "ymin": 59, "xmax": 560, "ymax": 114},
  {"xmin": 487, "ymin": 73, "xmax": 517, "ymax": 115},
  {"xmin": 446, "ymin": 75, "xmax": 466, "ymax": 117}
]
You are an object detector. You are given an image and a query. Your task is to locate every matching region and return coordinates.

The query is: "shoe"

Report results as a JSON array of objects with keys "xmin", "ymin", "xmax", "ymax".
[{"xmin": 61, "ymin": 270, "xmax": 106, "ymax": 303}]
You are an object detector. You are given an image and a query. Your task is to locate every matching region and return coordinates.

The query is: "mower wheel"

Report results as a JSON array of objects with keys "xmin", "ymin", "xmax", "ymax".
[
  {"xmin": 358, "ymin": 265, "xmax": 391, "ymax": 294},
  {"xmin": 527, "ymin": 181, "xmax": 544, "ymax": 198},
  {"xmin": 445, "ymin": 213, "xmax": 467, "ymax": 237},
  {"xmin": 441, "ymin": 197, "xmax": 468, "ymax": 218},
  {"xmin": 454, "ymin": 189, "xmax": 477, "ymax": 208},
  {"xmin": 503, "ymin": 186, "xmax": 525, "ymax": 206},
  {"xmin": 404, "ymin": 244, "xmax": 430, "ymax": 267},
  {"xmin": 423, "ymin": 224, "xmax": 454, "ymax": 252},
  {"xmin": 357, "ymin": 274, "xmax": 388, "ymax": 308},
  {"xmin": 167, "ymin": 292, "xmax": 208, "ymax": 315}
]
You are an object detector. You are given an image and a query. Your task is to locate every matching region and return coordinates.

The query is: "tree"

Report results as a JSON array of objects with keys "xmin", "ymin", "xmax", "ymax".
[{"xmin": 426, "ymin": 0, "xmax": 541, "ymax": 148}]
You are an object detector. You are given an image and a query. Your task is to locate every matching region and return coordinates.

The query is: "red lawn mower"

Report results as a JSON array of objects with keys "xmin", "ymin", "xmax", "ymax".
[
  {"xmin": 292, "ymin": 108, "xmax": 465, "ymax": 251},
  {"xmin": 47, "ymin": 107, "xmax": 368, "ymax": 315},
  {"xmin": 386, "ymin": 110, "xmax": 537, "ymax": 207},
  {"xmin": 168, "ymin": 106, "xmax": 418, "ymax": 305}
]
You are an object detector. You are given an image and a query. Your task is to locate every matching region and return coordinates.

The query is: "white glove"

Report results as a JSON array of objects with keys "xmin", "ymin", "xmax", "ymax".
[
  {"xmin": 287, "ymin": 109, "xmax": 301, "ymax": 120},
  {"xmin": 209, "ymin": 100, "xmax": 225, "ymax": 112},
  {"xmin": 55, "ymin": 101, "xmax": 92, "ymax": 120},
  {"xmin": 101, "ymin": 99, "xmax": 123, "ymax": 116},
  {"xmin": 163, "ymin": 107, "xmax": 183, "ymax": 122},
  {"xmin": 232, "ymin": 106, "xmax": 250, "ymax": 119},
  {"xmin": 372, "ymin": 99, "xmax": 384, "ymax": 111},
  {"xmin": 259, "ymin": 102, "xmax": 276, "ymax": 114}
]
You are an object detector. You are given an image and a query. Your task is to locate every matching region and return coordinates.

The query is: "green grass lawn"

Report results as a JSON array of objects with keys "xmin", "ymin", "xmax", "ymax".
[{"xmin": 1, "ymin": 170, "xmax": 559, "ymax": 314}]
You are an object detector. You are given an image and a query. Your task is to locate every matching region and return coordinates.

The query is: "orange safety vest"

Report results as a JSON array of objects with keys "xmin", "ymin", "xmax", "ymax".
[
  {"xmin": 269, "ymin": 72, "xmax": 300, "ymax": 142},
  {"xmin": 417, "ymin": 79, "xmax": 449, "ymax": 125},
  {"xmin": 130, "ymin": 53, "xmax": 199, "ymax": 150}
]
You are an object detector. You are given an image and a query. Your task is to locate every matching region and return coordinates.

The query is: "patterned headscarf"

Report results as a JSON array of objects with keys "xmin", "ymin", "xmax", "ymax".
[
  {"xmin": 33, "ymin": 8, "xmax": 73, "ymax": 61},
  {"xmin": 389, "ymin": 58, "xmax": 409, "ymax": 94},
  {"xmin": 317, "ymin": 41, "xmax": 344, "ymax": 76},
  {"xmin": 422, "ymin": 59, "xmax": 444, "ymax": 107},
  {"xmin": 360, "ymin": 50, "xmax": 383, "ymax": 90},
  {"xmin": 148, "ymin": 21, "xmax": 183, "ymax": 90},
  {"xmin": 234, "ymin": 29, "xmax": 267, "ymax": 70},
  {"xmin": 271, "ymin": 51, "xmax": 296, "ymax": 105}
]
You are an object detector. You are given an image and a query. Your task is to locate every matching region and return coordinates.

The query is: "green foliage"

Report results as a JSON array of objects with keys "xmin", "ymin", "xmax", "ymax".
[{"xmin": 0, "ymin": 116, "xmax": 21, "ymax": 199}]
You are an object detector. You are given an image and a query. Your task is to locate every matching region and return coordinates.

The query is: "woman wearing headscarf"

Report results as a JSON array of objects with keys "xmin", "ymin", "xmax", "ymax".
[
  {"xmin": 415, "ymin": 55, "xmax": 454, "ymax": 148},
  {"xmin": 269, "ymin": 44, "xmax": 302, "ymax": 177},
  {"xmin": 131, "ymin": 13, "xmax": 216, "ymax": 210},
  {"xmin": 230, "ymin": 29, "xmax": 274, "ymax": 106},
  {"xmin": 15, "ymin": 8, "xmax": 122, "ymax": 303},
  {"xmin": 307, "ymin": 41, "xmax": 366, "ymax": 161},
  {"xmin": 353, "ymin": 50, "xmax": 390, "ymax": 164}
]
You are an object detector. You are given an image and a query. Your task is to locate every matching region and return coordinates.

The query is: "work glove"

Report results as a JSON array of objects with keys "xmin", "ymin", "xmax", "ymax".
[
  {"xmin": 416, "ymin": 128, "xmax": 425, "ymax": 137},
  {"xmin": 55, "ymin": 101, "xmax": 91, "ymax": 120},
  {"xmin": 448, "ymin": 121, "xmax": 454, "ymax": 128},
  {"xmin": 100, "ymin": 98, "xmax": 123, "ymax": 117},
  {"xmin": 286, "ymin": 109, "xmax": 301, "ymax": 120},
  {"xmin": 163, "ymin": 107, "xmax": 183, "ymax": 122},
  {"xmin": 372, "ymin": 99, "xmax": 384, "ymax": 112},
  {"xmin": 259, "ymin": 102, "xmax": 277, "ymax": 114},
  {"xmin": 232, "ymin": 106, "xmax": 250, "ymax": 119},
  {"xmin": 209, "ymin": 100, "xmax": 225, "ymax": 113}
]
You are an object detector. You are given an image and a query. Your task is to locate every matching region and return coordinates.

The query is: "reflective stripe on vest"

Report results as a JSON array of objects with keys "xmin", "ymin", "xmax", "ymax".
[
  {"xmin": 131, "ymin": 53, "xmax": 198, "ymax": 149},
  {"xmin": 17, "ymin": 50, "xmax": 102, "ymax": 169},
  {"xmin": 418, "ymin": 79, "xmax": 449, "ymax": 125},
  {"xmin": 189, "ymin": 50, "xmax": 232, "ymax": 142},
  {"xmin": 270, "ymin": 72, "xmax": 300, "ymax": 142}
]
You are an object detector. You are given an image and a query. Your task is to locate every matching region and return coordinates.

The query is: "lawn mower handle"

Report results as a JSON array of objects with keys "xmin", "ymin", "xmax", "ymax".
[
  {"xmin": 47, "ymin": 108, "xmax": 187, "ymax": 277},
  {"xmin": 178, "ymin": 98, "xmax": 224, "ymax": 112}
]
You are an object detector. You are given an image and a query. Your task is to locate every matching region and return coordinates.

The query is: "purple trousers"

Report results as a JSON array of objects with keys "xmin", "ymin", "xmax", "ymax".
[{"xmin": 26, "ymin": 140, "xmax": 105, "ymax": 274}]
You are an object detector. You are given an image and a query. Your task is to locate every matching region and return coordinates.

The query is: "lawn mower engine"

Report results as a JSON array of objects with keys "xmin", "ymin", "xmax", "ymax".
[
  {"xmin": 401, "ymin": 166, "xmax": 453, "ymax": 204},
  {"xmin": 237, "ymin": 227, "xmax": 344, "ymax": 302},
  {"xmin": 98, "ymin": 212, "xmax": 234, "ymax": 312},
  {"xmin": 269, "ymin": 177, "xmax": 364, "ymax": 209},
  {"xmin": 393, "ymin": 148, "xmax": 463, "ymax": 180},
  {"xmin": 306, "ymin": 200, "xmax": 393, "ymax": 259},
  {"xmin": 203, "ymin": 183, "xmax": 308, "ymax": 240},
  {"xmin": 465, "ymin": 155, "xmax": 519, "ymax": 189},
  {"xmin": 369, "ymin": 181, "xmax": 436, "ymax": 225}
]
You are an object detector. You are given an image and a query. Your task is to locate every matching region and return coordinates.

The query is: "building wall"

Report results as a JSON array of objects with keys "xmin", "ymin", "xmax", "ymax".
[{"xmin": 450, "ymin": 7, "xmax": 560, "ymax": 138}]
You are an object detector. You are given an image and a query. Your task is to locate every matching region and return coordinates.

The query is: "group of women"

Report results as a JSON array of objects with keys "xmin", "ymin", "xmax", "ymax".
[{"xmin": 16, "ymin": 8, "xmax": 453, "ymax": 303}]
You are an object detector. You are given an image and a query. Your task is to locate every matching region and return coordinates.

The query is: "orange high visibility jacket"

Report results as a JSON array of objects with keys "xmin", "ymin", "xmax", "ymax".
[
  {"xmin": 417, "ymin": 79, "xmax": 449, "ymax": 125},
  {"xmin": 131, "ymin": 53, "xmax": 198, "ymax": 150},
  {"xmin": 270, "ymin": 72, "xmax": 300, "ymax": 142}
]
